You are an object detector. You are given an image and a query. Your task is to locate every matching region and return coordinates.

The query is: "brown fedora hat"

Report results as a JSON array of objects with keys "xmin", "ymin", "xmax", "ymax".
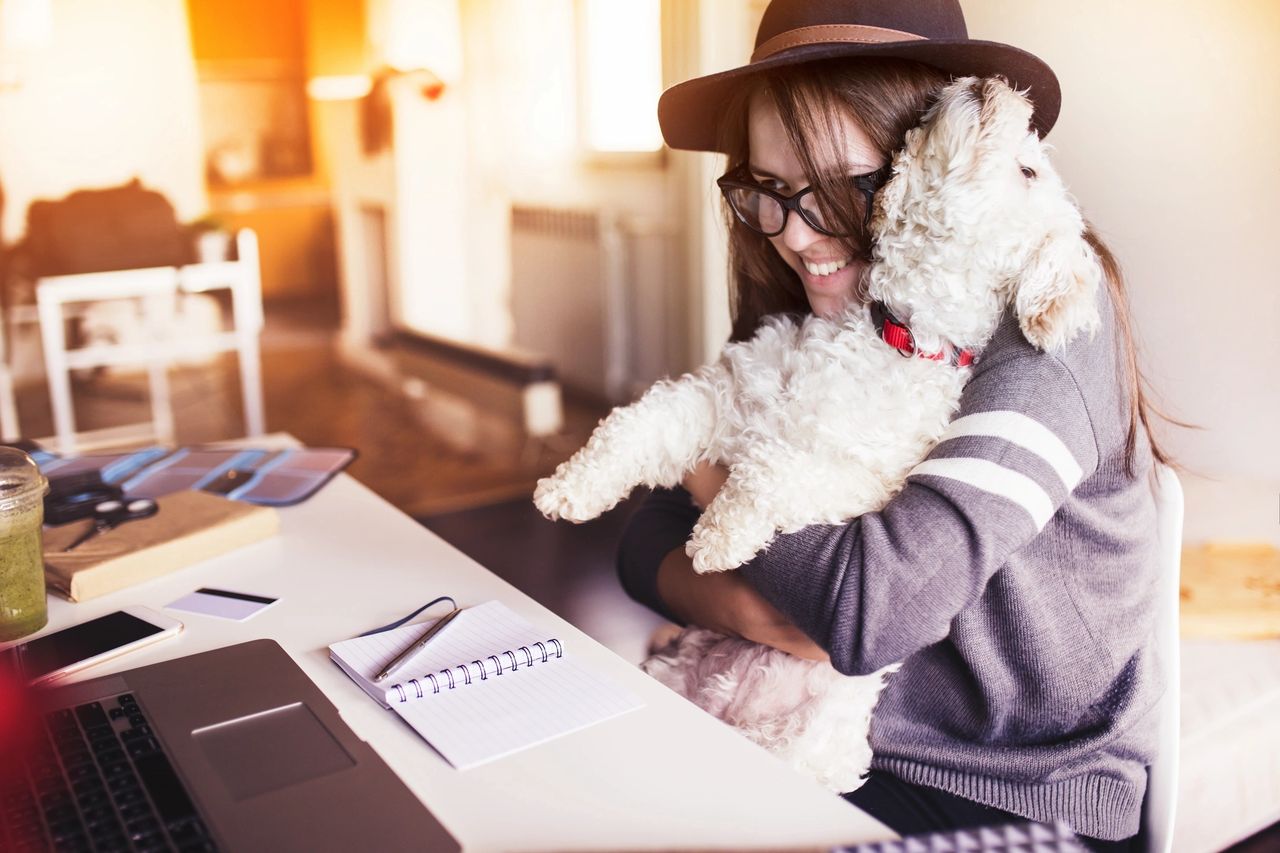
[{"xmin": 658, "ymin": 0, "xmax": 1061, "ymax": 151}]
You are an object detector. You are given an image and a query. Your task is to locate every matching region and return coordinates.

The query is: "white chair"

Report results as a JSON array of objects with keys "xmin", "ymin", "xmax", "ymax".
[
  {"xmin": 1143, "ymin": 463, "xmax": 1183, "ymax": 853},
  {"xmin": 35, "ymin": 228, "xmax": 265, "ymax": 453}
]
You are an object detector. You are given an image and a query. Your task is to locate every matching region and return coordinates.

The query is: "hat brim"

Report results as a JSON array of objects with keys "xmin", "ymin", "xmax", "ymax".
[{"xmin": 658, "ymin": 39, "xmax": 1061, "ymax": 152}]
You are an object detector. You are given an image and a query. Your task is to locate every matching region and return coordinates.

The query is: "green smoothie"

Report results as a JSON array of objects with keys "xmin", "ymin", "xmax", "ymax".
[{"xmin": 0, "ymin": 470, "xmax": 47, "ymax": 642}]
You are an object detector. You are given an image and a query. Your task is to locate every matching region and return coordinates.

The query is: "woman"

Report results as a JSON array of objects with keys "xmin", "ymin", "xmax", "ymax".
[{"xmin": 617, "ymin": 1, "xmax": 1166, "ymax": 848}]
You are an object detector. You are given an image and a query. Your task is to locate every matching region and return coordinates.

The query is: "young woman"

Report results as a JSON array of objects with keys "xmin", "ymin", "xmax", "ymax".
[{"xmin": 617, "ymin": 1, "xmax": 1166, "ymax": 848}]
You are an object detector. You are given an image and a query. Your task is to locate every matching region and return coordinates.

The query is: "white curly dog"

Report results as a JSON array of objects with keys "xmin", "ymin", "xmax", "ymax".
[{"xmin": 534, "ymin": 77, "xmax": 1103, "ymax": 792}]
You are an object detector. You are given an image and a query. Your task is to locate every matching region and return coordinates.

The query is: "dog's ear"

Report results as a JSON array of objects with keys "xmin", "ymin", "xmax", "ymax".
[
  {"xmin": 1015, "ymin": 227, "xmax": 1104, "ymax": 351},
  {"xmin": 917, "ymin": 77, "xmax": 983, "ymax": 173},
  {"xmin": 871, "ymin": 126, "xmax": 921, "ymax": 229}
]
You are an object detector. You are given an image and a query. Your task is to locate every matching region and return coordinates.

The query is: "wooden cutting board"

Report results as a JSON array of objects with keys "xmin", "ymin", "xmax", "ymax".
[{"xmin": 43, "ymin": 491, "xmax": 279, "ymax": 602}]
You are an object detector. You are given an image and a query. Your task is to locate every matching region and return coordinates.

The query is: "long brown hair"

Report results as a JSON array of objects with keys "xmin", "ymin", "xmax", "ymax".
[{"xmin": 715, "ymin": 57, "xmax": 1171, "ymax": 472}]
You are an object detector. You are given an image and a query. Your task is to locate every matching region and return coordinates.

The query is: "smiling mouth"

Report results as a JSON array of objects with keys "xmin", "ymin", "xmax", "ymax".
[{"xmin": 803, "ymin": 258, "xmax": 850, "ymax": 277}]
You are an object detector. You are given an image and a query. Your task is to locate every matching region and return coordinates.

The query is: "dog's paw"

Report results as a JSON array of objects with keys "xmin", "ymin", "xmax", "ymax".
[
  {"xmin": 532, "ymin": 475, "xmax": 608, "ymax": 522},
  {"xmin": 687, "ymin": 523, "xmax": 762, "ymax": 574}
]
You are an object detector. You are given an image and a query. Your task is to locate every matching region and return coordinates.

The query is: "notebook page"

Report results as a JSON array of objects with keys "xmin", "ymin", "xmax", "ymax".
[
  {"xmin": 329, "ymin": 601, "xmax": 642, "ymax": 767},
  {"xmin": 396, "ymin": 654, "xmax": 642, "ymax": 769}
]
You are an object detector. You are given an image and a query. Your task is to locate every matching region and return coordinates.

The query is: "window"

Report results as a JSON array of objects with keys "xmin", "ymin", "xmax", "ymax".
[{"xmin": 578, "ymin": 0, "xmax": 664, "ymax": 155}]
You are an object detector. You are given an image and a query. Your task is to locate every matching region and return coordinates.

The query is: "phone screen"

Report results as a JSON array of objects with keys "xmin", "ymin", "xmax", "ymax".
[{"xmin": 14, "ymin": 611, "xmax": 164, "ymax": 682}]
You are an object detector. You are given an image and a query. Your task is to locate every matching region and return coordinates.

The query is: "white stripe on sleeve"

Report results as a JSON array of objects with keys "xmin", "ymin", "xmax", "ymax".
[
  {"xmin": 939, "ymin": 411, "xmax": 1084, "ymax": 491},
  {"xmin": 908, "ymin": 458, "xmax": 1056, "ymax": 530}
]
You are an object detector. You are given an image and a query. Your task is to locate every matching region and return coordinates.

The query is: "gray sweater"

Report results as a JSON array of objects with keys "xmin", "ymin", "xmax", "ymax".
[{"xmin": 617, "ymin": 294, "xmax": 1161, "ymax": 841}]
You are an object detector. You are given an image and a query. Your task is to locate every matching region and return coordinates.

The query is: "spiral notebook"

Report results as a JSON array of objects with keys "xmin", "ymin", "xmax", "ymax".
[{"xmin": 328, "ymin": 600, "xmax": 643, "ymax": 769}]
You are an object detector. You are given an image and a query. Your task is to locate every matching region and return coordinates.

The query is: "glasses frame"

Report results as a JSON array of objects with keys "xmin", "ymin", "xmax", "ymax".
[{"xmin": 717, "ymin": 164, "xmax": 894, "ymax": 238}]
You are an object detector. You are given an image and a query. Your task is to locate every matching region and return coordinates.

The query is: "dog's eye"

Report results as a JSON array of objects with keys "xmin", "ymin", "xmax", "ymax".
[{"xmin": 1020, "ymin": 165, "xmax": 1037, "ymax": 180}]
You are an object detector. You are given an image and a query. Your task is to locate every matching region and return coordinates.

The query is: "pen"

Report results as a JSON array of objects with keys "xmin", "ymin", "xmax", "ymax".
[{"xmin": 373, "ymin": 607, "xmax": 463, "ymax": 683}]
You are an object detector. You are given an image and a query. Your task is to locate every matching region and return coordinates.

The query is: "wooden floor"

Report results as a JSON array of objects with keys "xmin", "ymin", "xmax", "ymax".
[{"xmin": 14, "ymin": 303, "xmax": 601, "ymax": 517}]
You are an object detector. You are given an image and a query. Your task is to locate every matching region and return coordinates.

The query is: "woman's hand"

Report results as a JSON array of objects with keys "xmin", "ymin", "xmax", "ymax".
[
  {"xmin": 656, "ymin": 547, "xmax": 829, "ymax": 662},
  {"xmin": 683, "ymin": 461, "xmax": 730, "ymax": 510}
]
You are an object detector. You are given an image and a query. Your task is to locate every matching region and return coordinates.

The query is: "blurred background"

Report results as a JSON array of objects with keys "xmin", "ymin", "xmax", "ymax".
[
  {"xmin": 0, "ymin": 2, "xmax": 1277, "ymax": 845},
  {"xmin": 1, "ymin": 0, "xmax": 1275, "ymax": 524}
]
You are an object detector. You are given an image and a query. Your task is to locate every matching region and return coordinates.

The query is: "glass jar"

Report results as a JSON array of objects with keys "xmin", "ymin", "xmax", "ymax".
[{"xmin": 0, "ymin": 447, "xmax": 48, "ymax": 642}]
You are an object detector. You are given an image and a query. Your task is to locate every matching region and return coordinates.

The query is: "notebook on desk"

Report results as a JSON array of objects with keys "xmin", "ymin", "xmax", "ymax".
[{"xmin": 329, "ymin": 600, "xmax": 643, "ymax": 769}]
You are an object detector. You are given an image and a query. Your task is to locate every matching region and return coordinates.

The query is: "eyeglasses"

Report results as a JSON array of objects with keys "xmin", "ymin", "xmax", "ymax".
[{"xmin": 717, "ymin": 164, "xmax": 893, "ymax": 238}]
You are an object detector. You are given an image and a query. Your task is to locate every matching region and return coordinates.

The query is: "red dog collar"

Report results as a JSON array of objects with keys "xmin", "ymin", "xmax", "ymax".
[{"xmin": 869, "ymin": 301, "xmax": 976, "ymax": 368}]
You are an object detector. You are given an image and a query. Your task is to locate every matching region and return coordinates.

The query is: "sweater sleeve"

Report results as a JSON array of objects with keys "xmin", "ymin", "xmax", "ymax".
[
  {"xmin": 615, "ymin": 486, "xmax": 702, "ymax": 625},
  {"xmin": 740, "ymin": 350, "xmax": 1101, "ymax": 676}
]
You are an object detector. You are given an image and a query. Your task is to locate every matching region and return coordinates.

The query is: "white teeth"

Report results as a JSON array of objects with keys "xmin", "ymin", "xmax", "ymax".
[{"xmin": 804, "ymin": 258, "xmax": 849, "ymax": 277}]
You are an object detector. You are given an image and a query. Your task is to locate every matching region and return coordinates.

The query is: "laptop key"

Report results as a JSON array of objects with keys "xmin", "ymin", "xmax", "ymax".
[
  {"xmin": 91, "ymin": 823, "xmax": 129, "ymax": 849},
  {"xmin": 98, "ymin": 747, "xmax": 127, "ymax": 765},
  {"xmin": 44, "ymin": 803, "xmax": 77, "ymax": 825},
  {"xmin": 107, "ymin": 776, "xmax": 142, "ymax": 797},
  {"xmin": 72, "ymin": 776, "xmax": 105, "ymax": 796},
  {"xmin": 126, "ymin": 816, "xmax": 161, "ymax": 837},
  {"xmin": 75, "ymin": 701, "xmax": 109, "ymax": 726},
  {"xmin": 48, "ymin": 709, "xmax": 75, "ymax": 728},
  {"xmin": 66, "ymin": 763, "xmax": 99, "ymax": 784},
  {"xmin": 169, "ymin": 816, "xmax": 211, "ymax": 842},
  {"xmin": 119, "ymin": 802, "xmax": 153, "ymax": 823},
  {"xmin": 49, "ymin": 822, "xmax": 89, "ymax": 846},
  {"xmin": 132, "ymin": 753, "xmax": 199, "ymax": 826},
  {"xmin": 101, "ymin": 761, "xmax": 132, "ymax": 780},
  {"xmin": 8, "ymin": 816, "xmax": 44, "ymax": 840},
  {"xmin": 5, "ymin": 804, "xmax": 39, "ymax": 826},
  {"xmin": 134, "ymin": 833, "xmax": 169, "ymax": 852},
  {"xmin": 127, "ymin": 737, "xmax": 161, "ymax": 758},
  {"xmin": 83, "ymin": 722, "xmax": 114, "ymax": 740},
  {"xmin": 112, "ymin": 787, "xmax": 146, "ymax": 808},
  {"xmin": 96, "ymin": 824, "xmax": 131, "ymax": 845}
]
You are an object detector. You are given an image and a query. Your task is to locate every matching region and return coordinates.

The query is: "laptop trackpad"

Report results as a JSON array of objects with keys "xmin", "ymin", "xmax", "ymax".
[{"xmin": 193, "ymin": 702, "xmax": 356, "ymax": 801}]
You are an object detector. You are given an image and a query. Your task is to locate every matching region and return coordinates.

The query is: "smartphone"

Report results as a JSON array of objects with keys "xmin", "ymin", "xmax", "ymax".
[{"xmin": 5, "ymin": 607, "xmax": 183, "ymax": 686}]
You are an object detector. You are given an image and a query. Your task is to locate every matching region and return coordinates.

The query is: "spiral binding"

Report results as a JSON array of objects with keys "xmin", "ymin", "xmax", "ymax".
[{"xmin": 390, "ymin": 638, "xmax": 564, "ymax": 703}]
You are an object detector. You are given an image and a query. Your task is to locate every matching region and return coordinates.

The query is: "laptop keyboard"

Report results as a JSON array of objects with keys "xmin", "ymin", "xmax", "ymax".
[{"xmin": 2, "ymin": 693, "xmax": 217, "ymax": 852}]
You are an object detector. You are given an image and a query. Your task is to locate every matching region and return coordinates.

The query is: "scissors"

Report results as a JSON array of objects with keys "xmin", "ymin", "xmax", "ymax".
[{"xmin": 62, "ymin": 498, "xmax": 160, "ymax": 551}]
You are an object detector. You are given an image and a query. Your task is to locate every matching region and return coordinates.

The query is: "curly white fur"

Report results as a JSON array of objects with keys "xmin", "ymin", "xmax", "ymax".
[{"xmin": 534, "ymin": 78, "xmax": 1102, "ymax": 792}]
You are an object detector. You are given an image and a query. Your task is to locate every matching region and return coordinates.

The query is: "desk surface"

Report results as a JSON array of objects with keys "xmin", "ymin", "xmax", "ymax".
[{"xmin": 27, "ymin": 468, "xmax": 892, "ymax": 851}]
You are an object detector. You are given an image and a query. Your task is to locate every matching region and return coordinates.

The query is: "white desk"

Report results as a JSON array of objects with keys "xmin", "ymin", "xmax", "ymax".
[{"xmin": 29, "ymin": 469, "xmax": 893, "ymax": 851}]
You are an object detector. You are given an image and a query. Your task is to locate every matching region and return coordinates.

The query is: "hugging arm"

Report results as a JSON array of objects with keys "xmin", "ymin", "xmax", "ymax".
[
  {"xmin": 738, "ymin": 352, "xmax": 1100, "ymax": 675},
  {"xmin": 616, "ymin": 484, "xmax": 829, "ymax": 660},
  {"xmin": 616, "ymin": 486, "xmax": 701, "ymax": 625}
]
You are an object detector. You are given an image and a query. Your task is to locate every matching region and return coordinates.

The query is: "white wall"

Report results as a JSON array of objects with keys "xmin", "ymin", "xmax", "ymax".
[
  {"xmin": 962, "ymin": 0, "xmax": 1280, "ymax": 540},
  {"xmin": 460, "ymin": 0, "xmax": 681, "ymax": 390},
  {"xmin": 0, "ymin": 0, "xmax": 206, "ymax": 241}
]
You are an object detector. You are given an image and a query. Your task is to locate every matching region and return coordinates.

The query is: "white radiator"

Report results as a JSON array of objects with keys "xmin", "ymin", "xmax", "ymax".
[{"xmin": 509, "ymin": 205, "xmax": 672, "ymax": 403}]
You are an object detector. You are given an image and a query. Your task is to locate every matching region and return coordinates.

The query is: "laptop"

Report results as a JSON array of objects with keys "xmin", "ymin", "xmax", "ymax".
[{"xmin": 3, "ymin": 640, "xmax": 460, "ymax": 852}]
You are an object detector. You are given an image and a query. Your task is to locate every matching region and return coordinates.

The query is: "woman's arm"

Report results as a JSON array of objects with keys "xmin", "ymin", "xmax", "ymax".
[
  {"xmin": 739, "ymin": 349, "xmax": 1101, "ymax": 676},
  {"xmin": 615, "ymin": 476, "xmax": 827, "ymax": 660}
]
